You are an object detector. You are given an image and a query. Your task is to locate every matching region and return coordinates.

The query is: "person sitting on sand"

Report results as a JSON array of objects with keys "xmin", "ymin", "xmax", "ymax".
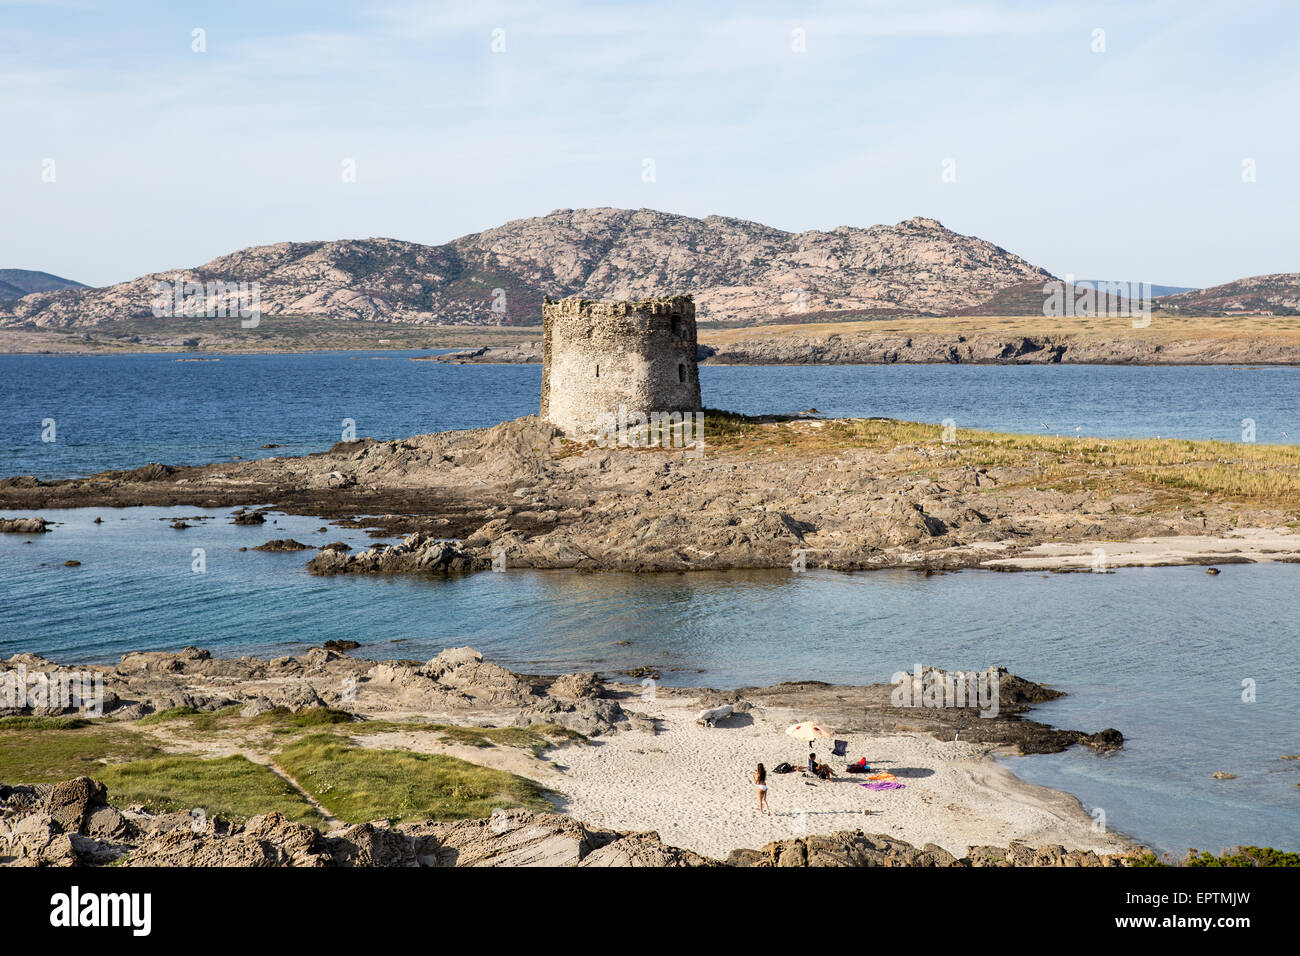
[
  {"xmin": 815, "ymin": 760, "xmax": 833, "ymax": 781},
  {"xmin": 754, "ymin": 763, "xmax": 770, "ymax": 815},
  {"xmin": 807, "ymin": 751, "xmax": 817, "ymax": 775}
]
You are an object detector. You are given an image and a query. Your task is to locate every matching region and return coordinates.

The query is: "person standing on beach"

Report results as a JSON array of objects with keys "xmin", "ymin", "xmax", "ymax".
[{"xmin": 754, "ymin": 763, "xmax": 770, "ymax": 815}]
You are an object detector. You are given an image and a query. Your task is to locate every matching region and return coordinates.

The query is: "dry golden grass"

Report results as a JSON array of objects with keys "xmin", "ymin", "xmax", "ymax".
[
  {"xmin": 698, "ymin": 313, "xmax": 1300, "ymax": 346},
  {"xmin": 696, "ymin": 415, "xmax": 1300, "ymax": 510}
]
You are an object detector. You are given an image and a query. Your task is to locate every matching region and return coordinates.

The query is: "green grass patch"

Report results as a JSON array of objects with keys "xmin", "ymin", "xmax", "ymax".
[
  {"xmin": 135, "ymin": 704, "xmax": 352, "ymax": 735},
  {"xmin": 0, "ymin": 725, "xmax": 164, "ymax": 783},
  {"xmin": 96, "ymin": 755, "xmax": 325, "ymax": 826},
  {"xmin": 276, "ymin": 733, "xmax": 551, "ymax": 824},
  {"xmin": 423, "ymin": 722, "xmax": 585, "ymax": 756},
  {"xmin": 136, "ymin": 705, "xmax": 203, "ymax": 725},
  {"xmin": 267, "ymin": 707, "xmax": 354, "ymax": 728}
]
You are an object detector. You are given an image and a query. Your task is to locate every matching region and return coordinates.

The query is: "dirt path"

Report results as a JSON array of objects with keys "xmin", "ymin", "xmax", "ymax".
[{"xmin": 247, "ymin": 755, "xmax": 344, "ymax": 829}]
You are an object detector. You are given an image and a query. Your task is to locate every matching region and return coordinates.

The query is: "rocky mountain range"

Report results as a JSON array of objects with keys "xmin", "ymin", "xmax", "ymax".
[{"xmin": 0, "ymin": 208, "xmax": 1055, "ymax": 328}]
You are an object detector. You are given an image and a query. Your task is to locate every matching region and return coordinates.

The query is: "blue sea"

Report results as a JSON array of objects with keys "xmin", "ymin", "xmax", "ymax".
[
  {"xmin": 0, "ymin": 351, "xmax": 1297, "ymax": 856},
  {"xmin": 2, "ymin": 352, "xmax": 1299, "ymax": 478}
]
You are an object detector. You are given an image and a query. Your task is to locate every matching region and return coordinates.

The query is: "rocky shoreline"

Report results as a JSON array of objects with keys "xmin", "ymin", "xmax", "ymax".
[
  {"xmin": 3, "ymin": 415, "xmax": 1298, "ymax": 575},
  {"xmin": 432, "ymin": 332, "xmax": 1300, "ymax": 366},
  {"xmin": 700, "ymin": 331, "xmax": 1300, "ymax": 366},
  {"xmin": 0, "ymin": 777, "xmax": 1132, "ymax": 867},
  {"xmin": 1, "ymin": 646, "xmax": 1133, "ymax": 866},
  {"xmin": 0, "ymin": 645, "xmax": 1117, "ymax": 756}
]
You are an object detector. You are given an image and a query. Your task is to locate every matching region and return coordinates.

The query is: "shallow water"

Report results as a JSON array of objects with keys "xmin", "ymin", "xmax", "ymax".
[{"xmin": 1, "ymin": 505, "xmax": 1296, "ymax": 856}]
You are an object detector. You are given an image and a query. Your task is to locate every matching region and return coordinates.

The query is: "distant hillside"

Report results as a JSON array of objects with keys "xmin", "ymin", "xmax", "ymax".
[
  {"xmin": 0, "ymin": 269, "xmax": 86, "ymax": 301},
  {"xmin": 1155, "ymin": 274, "xmax": 1300, "ymax": 315},
  {"xmin": 955, "ymin": 279, "xmax": 1140, "ymax": 316},
  {"xmin": 1082, "ymin": 281, "xmax": 1196, "ymax": 298},
  {"xmin": 0, "ymin": 208, "xmax": 1053, "ymax": 329}
]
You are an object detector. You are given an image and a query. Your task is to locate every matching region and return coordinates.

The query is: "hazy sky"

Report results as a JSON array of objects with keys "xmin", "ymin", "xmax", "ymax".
[{"xmin": 3, "ymin": 0, "xmax": 1297, "ymax": 288}]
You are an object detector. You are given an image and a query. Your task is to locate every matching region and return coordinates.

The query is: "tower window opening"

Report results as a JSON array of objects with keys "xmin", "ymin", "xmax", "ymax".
[
  {"xmin": 595, "ymin": 364, "xmax": 600, "ymax": 378},
  {"xmin": 670, "ymin": 314, "xmax": 683, "ymax": 337},
  {"xmin": 678, "ymin": 363, "xmax": 686, "ymax": 383}
]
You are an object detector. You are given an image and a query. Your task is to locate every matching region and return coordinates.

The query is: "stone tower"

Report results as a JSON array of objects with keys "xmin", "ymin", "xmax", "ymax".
[{"xmin": 540, "ymin": 295, "xmax": 702, "ymax": 438}]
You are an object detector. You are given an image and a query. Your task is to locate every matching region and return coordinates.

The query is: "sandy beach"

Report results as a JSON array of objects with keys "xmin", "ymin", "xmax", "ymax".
[
  {"xmin": 549, "ymin": 691, "xmax": 1130, "ymax": 860},
  {"xmin": 981, "ymin": 526, "xmax": 1300, "ymax": 571},
  {"xmin": 0, "ymin": 645, "xmax": 1137, "ymax": 864}
]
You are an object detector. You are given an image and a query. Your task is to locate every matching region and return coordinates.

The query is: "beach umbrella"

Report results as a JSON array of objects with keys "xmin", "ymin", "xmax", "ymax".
[{"xmin": 784, "ymin": 722, "xmax": 833, "ymax": 743}]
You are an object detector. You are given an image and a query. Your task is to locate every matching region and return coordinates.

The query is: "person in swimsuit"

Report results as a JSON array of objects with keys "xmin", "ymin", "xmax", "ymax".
[{"xmin": 754, "ymin": 763, "xmax": 770, "ymax": 815}]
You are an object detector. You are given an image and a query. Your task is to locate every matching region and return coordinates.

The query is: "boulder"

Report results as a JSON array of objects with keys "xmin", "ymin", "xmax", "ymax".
[
  {"xmin": 328, "ymin": 822, "xmax": 422, "ymax": 867},
  {"xmin": 550, "ymin": 671, "xmax": 601, "ymax": 701},
  {"xmin": 253, "ymin": 539, "xmax": 311, "ymax": 552},
  {"xmin": 0, "ymin": 517, "xmax": 49, "ymax": 534}
]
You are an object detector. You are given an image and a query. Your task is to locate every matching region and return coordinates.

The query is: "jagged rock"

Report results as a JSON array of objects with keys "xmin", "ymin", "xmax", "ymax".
[
  {"xmin": 117, "ymin": 645, "xmax": 212, "ymax": 674},
  {"xmin": 0, "ymin": 813, "xmax": 74, "ymax": 865},
  {"xmin": 299, "ymin": 647, "xmax": 341, "ymax": 669},
  {"xmin": 46, "ymin": 777, "xmax": 109, "ymax": 832},
  {"xmin": 1, "ymin": 779, "xmax": 1138, "ymax": 868},
  {"xmin": 422, "ymin": 811, "xmax": 592, "ymax": 867},
  {"xmin": 419, "ymin": 650, "xmax": 536, "ymax": 708},
  {"xmin": 921, "ymin": 843, "xmax": 958, "ymax": 867},
  {"xmin": 427, "ymin": 647, "xmax": 483, "ymax": 670},
  {"xmin": 550, "ymin": 671, "xmax": 601, "ymax": 701},
  {"xmin": 362, "ymin": 663, "xmax": 473, "ymax": 711},
  {"xmin": 124, "ymin": 812, "xmax": 331, "ymax": 867},
  {"xmin": 1080, "ymin": 728, "xmax": 1124, "ymax": 751},
  {"xmin": 578, "ymin": 832, "xmax": 714, "ymax": 867},
  {"xmin": 239, "ymin": 686, "xmax": 326, "ymax": 716},
  {"xmin": 328, "ymin": 822, "xmax": 422, "ymax": 867},
  {"xmin": 239, "ymin": 698, "xmax": 276, "ymax": 718},
  {"xmin": 548, "ymin": 698, "xmax": 627, "ymax": 736},
  {"xmin": 307, "ymin": 534, "xmax": 485, "ymax": 575},
  {"xmin": 254, "ymin": 538, "xmax": 310, "ymax": 551}
]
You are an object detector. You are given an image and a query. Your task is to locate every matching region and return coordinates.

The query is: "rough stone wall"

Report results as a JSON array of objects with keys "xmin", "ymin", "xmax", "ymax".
[{"xmin": 541, "ymin": 296, "xmax": 702, "ymax": 437}]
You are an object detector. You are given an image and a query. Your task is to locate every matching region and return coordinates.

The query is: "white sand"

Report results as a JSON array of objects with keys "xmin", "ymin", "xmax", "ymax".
[
  {"xmin": 550, "ymin": 692, "xmax": 1132, "ymax": 860},
  {"xmin": 982, "ymin": 526, "xmax": 1300, "ymax": 570}
]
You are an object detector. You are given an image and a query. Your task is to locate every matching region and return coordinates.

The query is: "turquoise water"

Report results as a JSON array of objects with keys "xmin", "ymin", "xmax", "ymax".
[{"xmin": 1, "ymin": 505, "xmax": 1296, "ymax": 856}]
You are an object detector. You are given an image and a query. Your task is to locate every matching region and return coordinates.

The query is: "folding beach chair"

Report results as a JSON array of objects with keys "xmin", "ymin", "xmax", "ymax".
[{"xmin": 831, "ymin": 739, "xmax": 848, "ymax": 758}]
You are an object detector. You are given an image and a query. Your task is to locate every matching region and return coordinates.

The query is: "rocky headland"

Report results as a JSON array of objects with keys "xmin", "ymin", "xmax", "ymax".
[{"xmin": 3, "ymin": 414, "xmax": 1298, "ymax": 575}]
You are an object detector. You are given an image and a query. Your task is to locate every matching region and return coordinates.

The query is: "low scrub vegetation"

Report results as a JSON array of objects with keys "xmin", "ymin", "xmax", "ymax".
[
  {"xmin": 1131, "ymin": 845, "xmax": 1299, "ymax": 867},
  {"xmin": 698, "ymin": 413, "xmax": 1300, "ymax": 509}
]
